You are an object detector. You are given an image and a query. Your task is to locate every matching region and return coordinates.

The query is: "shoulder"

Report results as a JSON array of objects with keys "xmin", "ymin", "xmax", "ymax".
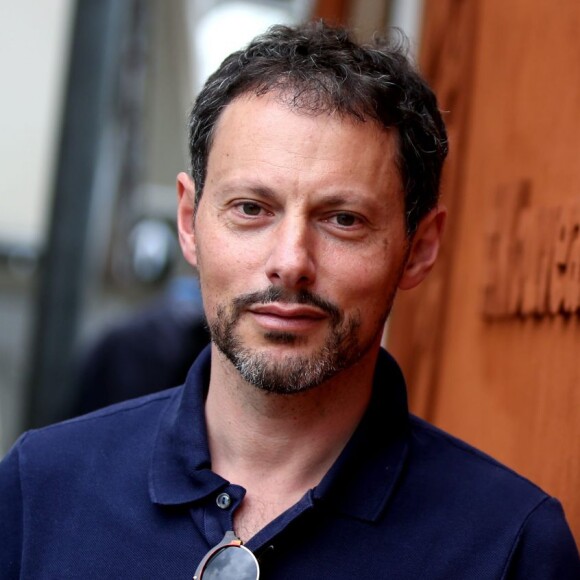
[
  {"xmin": 0, "ymin": 387, "xmax": 184, "ymax": 534},
  {"xmin": 407, "ymin": 414, "xmax": 548, "ymax": 507},
  {"xmin": 403, "ymin": 415, "xmax": 579, "ymax": 575},
  {"xmin": 7, "ymin": 387, "xmax": 181, "ymax": 474}
]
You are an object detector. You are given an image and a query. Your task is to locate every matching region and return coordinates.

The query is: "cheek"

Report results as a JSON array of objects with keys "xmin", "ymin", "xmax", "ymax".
[
  {"xmin": 326, "ymin": 247, "xmax": 404, "ymax": 306},
  {"xmin": 334, "ymin": 263, "xmax": 403, "ymax": 338},
  {"xmin": 195, "ymin": 231, "xmax": 265, "ymax": 311}
]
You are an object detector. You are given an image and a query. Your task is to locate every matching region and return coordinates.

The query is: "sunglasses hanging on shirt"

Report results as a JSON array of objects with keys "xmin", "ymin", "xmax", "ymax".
[{"xmin": 193, "ymin": 531, "xmax": 260, "ymax": 580}]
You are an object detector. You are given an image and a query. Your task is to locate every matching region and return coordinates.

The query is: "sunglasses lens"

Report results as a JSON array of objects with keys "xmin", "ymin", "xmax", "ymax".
[{"xmin": 201, "ymin": 545, "xmax": 259, "ymax": 580}]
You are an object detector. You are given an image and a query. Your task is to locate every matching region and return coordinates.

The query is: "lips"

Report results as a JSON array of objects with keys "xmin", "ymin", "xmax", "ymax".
[
  {"xmin": 249, "ymin": 303, "xmax": 326, "ymax": 318},
  {"xmin": 247, "ymin": 303, "xmax": 327, "ymax": 332}
]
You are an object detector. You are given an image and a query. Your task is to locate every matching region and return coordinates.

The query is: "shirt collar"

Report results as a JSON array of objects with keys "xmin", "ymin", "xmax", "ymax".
[
  {"xmin": 149, "ymin": 346, "xmax": 223, "ymax": 505},
  {"xmin": 149, "ymin": 346, "xmax": 410, "ymax": 522},
  {"xmin": 311, "ymin": 349, "xmax": 410, "ymax": 521}
]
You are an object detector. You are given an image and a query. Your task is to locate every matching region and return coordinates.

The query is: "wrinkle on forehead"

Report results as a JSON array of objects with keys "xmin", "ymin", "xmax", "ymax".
[{"xmin": 204, "ymin": 93, "xmax": 405, "ymax": 220}]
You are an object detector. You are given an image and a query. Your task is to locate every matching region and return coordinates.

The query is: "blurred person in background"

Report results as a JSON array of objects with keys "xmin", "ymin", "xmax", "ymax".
[
  {"xmin": 1, "ymin": 21, "xmax": 579, "ymax": 579},
  {"xmin": 70, "ymin": 275, "xmax": 210, "ymax": 416}
]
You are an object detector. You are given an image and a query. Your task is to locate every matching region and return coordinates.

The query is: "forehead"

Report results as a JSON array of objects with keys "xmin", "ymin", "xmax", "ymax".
[{"xmin": 205, "ymin": 93, "xmax": 403, "ymax": 208}]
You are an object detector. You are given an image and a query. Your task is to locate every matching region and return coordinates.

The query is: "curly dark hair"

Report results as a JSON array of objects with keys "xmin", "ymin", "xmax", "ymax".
[{"xmin": 188, "ymin": 20, "xmax": 448, "ymax": 235}]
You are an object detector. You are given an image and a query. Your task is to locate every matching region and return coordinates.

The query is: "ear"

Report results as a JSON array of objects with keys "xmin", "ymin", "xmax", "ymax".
[
  {"xmin": 176, "ymin": 172, "xmax": 198, "ymax": 268},
  {"xmin": 398, "ymin": 205, "xmax": 447, "ymax": 290}
]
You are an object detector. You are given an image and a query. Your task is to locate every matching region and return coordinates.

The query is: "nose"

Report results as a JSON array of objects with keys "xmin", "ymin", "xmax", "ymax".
[{"xmin": 265, "ymin": 218, "xmax": 316, "ymax": 289}]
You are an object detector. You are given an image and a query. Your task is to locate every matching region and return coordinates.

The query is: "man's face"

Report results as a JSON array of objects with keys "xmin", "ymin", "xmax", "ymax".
[{"xmin": 178, "ymin": 94, "xmax": 439, "ymax": 394}]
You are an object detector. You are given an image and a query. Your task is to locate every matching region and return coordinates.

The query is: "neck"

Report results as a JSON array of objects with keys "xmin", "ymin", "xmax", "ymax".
[{"xmin": 205, "ymin": 345, "xmax": 378, "ymax": 493}]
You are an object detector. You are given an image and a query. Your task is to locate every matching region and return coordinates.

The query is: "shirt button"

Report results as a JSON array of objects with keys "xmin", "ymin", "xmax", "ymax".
[{"xmin": 216, "ymin": 492, "xmax": 231, "ymax": 509}]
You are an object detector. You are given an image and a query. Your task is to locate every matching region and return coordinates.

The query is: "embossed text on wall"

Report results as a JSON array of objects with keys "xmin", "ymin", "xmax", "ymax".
[{"xmin": 484, "ymin": 181, "xmax": 580, "ymax": 318}]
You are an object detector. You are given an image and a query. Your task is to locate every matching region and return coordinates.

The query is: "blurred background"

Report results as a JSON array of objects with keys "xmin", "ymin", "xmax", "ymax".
[{"xmin": 1, "ymin": 0, "xmax": 580, "ymax": 543}]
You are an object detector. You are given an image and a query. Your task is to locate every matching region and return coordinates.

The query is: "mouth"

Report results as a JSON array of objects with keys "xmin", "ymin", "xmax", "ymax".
[{"xmin": 247, "ymin": 303, "xmax": 327, "ymax": 332}]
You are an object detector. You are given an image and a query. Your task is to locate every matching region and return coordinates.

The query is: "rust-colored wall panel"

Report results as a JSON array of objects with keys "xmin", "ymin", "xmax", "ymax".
[
  {"xmin": 388, "ymin": 0, "xmax": 580, "ymax": 541},
  {"xmin": 313, "ymin": 0, "xmax": 352, "ymax": 25},
  {"xmin": 388, "ymin": 0, "xmax": 480, "ymax": 417}
]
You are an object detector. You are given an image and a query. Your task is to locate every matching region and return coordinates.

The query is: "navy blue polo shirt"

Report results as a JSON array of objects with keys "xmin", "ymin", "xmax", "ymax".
[{"xmin": 1, "ymin": 347, "xmax": 578, "ymax": 578}]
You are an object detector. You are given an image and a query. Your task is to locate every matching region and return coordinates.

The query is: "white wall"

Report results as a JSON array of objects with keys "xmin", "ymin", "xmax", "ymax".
[
  {"xmin": 390, "ymin": 0, "xmax": 424, "ymax": 56},
  {"xmin": 0, "ymin": 0, "xmax": 74, "ymax": 248}
]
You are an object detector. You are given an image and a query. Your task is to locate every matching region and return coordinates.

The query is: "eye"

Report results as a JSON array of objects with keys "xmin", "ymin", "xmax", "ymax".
[
  {"xmin": 336, "ymin": 213, "xmax": 356, "ymax": 226},
  {"xmin": 239, "ymin": 202, "xmax": 263, "ymax": 216},
  {"xmin": 327, "ymin": 212, "xmax": 362, "ymax": 228}
]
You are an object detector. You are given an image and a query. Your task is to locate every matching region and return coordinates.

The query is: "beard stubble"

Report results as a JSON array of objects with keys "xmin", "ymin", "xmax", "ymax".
[{"xmin": 208, "ymin": 286, "xmax": 391, "ymax": 394}]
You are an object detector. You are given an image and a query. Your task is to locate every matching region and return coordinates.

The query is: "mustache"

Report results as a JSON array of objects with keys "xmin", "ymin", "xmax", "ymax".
[{"xmin": 233, "ymin": 286, "xmax": 342, "ymax": 325}]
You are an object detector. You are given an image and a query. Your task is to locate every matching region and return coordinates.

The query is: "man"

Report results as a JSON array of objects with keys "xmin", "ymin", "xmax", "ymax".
[{"xmin": 1, "ymin": 21, "xmax": 578, "ymax": 579}]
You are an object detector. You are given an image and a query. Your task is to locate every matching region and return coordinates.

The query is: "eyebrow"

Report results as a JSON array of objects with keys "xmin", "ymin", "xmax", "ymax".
[
  {"xmin": 218, "ymin": 182, "xmax": 278, "ymax": 199},
  {"xmin": 220, "ymin": 182, "xmax": 367, "ymax": 201},
  {"xmin": 317, "ymin": 193, "xmax": 362, "ymax": 207}
]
